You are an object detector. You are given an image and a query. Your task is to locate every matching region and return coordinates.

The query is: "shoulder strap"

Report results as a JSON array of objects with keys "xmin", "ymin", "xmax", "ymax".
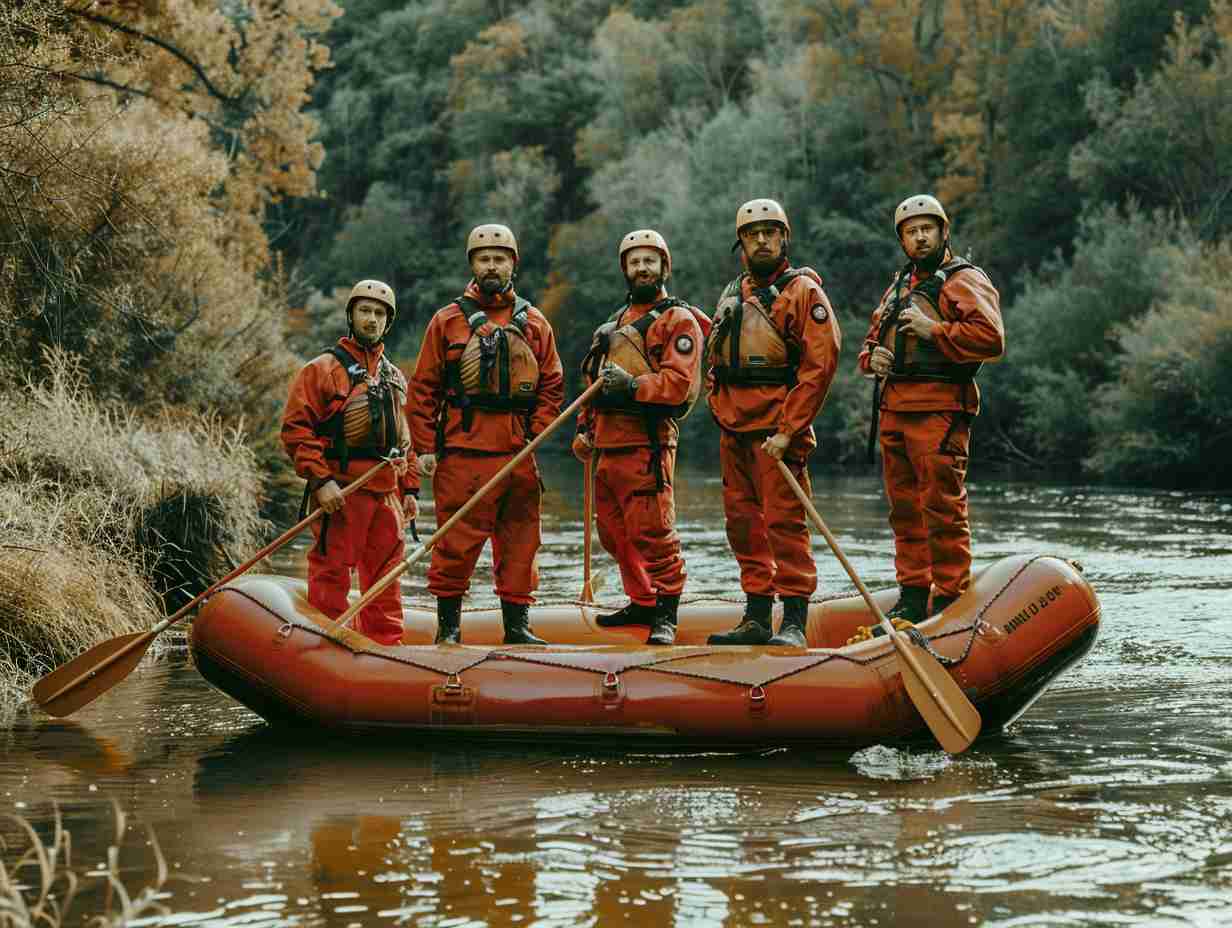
[
  {"xmin": 512, "ymin": 296, "xmax": 533, "ymax": 334},
  {"xmin": 719, "ymin": 275, "xmax": 744, "ymax": 303},
  {"xmin": 460, "ymin": 295, "xmax": 533, "ymax": 335},
  {"xmin": 325, "ymin": 346, "xmax": 365, "ymax": 387},
  {"xmin": 937, "ymin": 258, "xmax": 976, "ymax": 283}
]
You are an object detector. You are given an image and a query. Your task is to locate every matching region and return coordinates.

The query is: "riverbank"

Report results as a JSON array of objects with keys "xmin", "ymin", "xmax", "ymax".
[{"xmin": 0, "ymin": 353, "xmax": 269, "ymax": 720}]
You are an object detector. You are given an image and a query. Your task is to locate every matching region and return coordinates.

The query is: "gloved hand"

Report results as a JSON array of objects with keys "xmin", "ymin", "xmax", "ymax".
[
  {"xmin": 761, "ymin": 432, "xmax": 791, "ymax": 461},
  {"xmin": 314, "ymin": 479, "xmax": 344, "ymax": 513},
  {"xmin": 418, "ymin": 453, "xmax": 437, "ymax": 478},
  {"xmin": 387, "ymin": 452, "xmax": 409, "ymax": 478},
  {"xmin": 601, "ymin": 362, "xmax": 637, "ymax": 397},
  {"xmin": 868, "ymin": 346, "xmax": 894, "ymax": 376},
  {"xmin": 571, "ymin": 432, "xmax": 593, "ymax": 463}
]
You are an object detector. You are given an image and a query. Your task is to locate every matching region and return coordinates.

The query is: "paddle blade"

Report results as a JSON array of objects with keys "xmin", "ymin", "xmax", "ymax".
[
  {"xmin": 893, "ymin": 636, "xmax": 982, "ymax": 754},
  {"xmin": 32, "ymin": 631, "xmax": 155, "ymax": 718}
]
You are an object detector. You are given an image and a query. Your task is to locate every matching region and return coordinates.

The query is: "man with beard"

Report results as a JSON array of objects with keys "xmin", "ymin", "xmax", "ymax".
[
  {"xmin": 572, "ymin": 230, "xmax": 708, "ymax": 646},
  {"xmin": 705, "ymin": 199, "xmax": 842, "ymax": 648},
  {"xmin": 409, "ymin": 224, "xmax": 564, "ymax": 645},
  {"xmin": 858, "ymin": 195, "xmax": 1003, "ymax": 624},
  {"xmin": 281, "ymin": 279, "xmax": 419, "ymax": 646}
]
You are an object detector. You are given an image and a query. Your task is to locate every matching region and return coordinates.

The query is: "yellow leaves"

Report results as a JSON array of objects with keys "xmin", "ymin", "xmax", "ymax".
[{"xmin": 448, "ymin": 20, "xmax": 529, "ymax": 113}]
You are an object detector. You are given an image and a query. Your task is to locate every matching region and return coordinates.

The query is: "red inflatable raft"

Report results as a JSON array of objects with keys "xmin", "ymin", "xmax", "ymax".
[{"xmin": 189, "ymin": 554, "xmax": 1099, "ymax": 747}]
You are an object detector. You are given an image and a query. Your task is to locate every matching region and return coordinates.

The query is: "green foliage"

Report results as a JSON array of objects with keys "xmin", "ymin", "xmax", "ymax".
[
  {"xmin": 271, "ymin": 0, "xmax": 1232, "ymax": 489},
  {"xmin": 1009, "ymin": 203, "xmax": 1182, "ymax": 383},
  {"xmin": 1087, "ymin": 240, "xmax": 1232, "ymax": 487},
  {"xmin": 1071, "ymin": 1, "xmax": 1232, "ymax": 239}
]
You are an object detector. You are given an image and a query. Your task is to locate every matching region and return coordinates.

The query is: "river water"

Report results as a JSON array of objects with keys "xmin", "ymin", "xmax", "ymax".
[{"xmin": 3, "ymin": 464, "xmax": 1231, "ymax": 927}]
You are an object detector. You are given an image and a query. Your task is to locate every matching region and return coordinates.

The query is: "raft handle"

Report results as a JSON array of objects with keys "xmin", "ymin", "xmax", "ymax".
[
  {"xmin": 273, "ymin": 622, "xmax": 293, "ymax": 647},
  {"xmin": 597, "ymin": 671, "xmax": 624, "ymax": 709},
  {"xmin": 444, "ymin": 673, "xmax": 464, "ymax": 693},
  {"xmin": 748, "ymin": 685, "xmax": 767, "ymax": 714}
]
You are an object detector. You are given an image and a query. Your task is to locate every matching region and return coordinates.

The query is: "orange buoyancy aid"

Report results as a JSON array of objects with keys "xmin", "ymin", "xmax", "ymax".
[
  {"xmin": 707, "ymin": 269, "xmax": 815, "ymax": 387},
  {"xmin": 316, "ymin": 345, "xmax": 409, "ymax": 470},
  {"xmin": 878, "ymin": 259, "xmax": 983, "ymax": 384},
  {"xmin": 581, "ymin": 297, "xmax": 706, "ymax": 420},
  {"xmin": 443, "ymin": 296, "xmax": 541, "ymax": 432}
]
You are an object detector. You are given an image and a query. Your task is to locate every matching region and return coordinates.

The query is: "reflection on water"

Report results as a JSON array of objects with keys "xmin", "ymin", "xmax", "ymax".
[{"xmin": 3, "ymin": 468, "xmax": 1232, "ymax": 926}]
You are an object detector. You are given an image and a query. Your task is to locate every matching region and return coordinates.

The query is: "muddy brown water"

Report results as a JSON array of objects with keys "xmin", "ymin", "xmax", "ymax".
[{"xmin": 3, "ymin": 465, "xmax": 1231, "ymax": 927}]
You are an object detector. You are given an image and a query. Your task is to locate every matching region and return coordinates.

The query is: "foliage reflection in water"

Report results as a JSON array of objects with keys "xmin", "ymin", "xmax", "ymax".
[{"xmin": 2, "ymin": 471, "xmax": 1231, "ymax": 926}]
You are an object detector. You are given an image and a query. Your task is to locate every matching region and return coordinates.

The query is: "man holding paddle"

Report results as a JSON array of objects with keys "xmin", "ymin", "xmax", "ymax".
[
  {"xmin": 858, "ymin": 194, "xmax": 1004, "ymax": 625},
  {"xmin": 409, "ymin": 224, "xmax": 564, "ymax": 645},
  {"xmin": 572, "ymin": 230, "xmax": 708, "ymax": 646},
  {"xmin": 704, "ymin": 199, "xmax": 842, "ymax": 648},
  {"xmin": 280, "ymin": 279, "xmax": 419, "ymax": 646}
]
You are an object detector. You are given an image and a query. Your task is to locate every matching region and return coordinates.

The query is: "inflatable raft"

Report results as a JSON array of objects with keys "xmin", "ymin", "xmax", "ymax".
[{"xmin": 189, "ymin": 554, "xmax": 1099, "ymax": 747}]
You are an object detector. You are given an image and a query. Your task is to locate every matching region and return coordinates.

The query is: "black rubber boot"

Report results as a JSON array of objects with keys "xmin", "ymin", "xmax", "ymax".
[
  {"xmin": 647, "ymin": 594, "xmax": 679, "ymax": 646},
  {"xmin": 501, "ymin": 600, "xmax": 546, "ymax": 645},
  {"xmin": 435, "ymin": 596, "xmax": 462, "ymax": 644},
  {"xmin": 931, "ymin": 593, "xmax": 959, "ymax": 615},
  {"xmin": 596, "ymin": 601, "xmax": 658, "ymax": 627},
  {"xmin": 768, "ymin": 596, "xmax": 809, "ymax": 647},
  {"xmin": 708, "ymin": 593, "xmax": 773, "ymax": 645},
  {"xmin": 873, "ymin": 585, "xmax": 929, "ymax": 637}
]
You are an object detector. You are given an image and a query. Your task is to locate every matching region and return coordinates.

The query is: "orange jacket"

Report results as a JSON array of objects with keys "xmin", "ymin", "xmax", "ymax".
[
  {"xmin": 280, "ymin": 337, "xmax": 419, "ymax": 496},
  {"xmin": 706, "ymin": 261, "xmax": 842, "ymax": 438},
  {"xmin": 409, "ymin": 282, "xmax": 565, "ymax": 454},
  {"xmin": 857, "ymin": 261, "xmax": 1004, "ymax": 414},
  {"xmin": 577, "ymin": 292, "xmax": 705, "ymax": 450}
]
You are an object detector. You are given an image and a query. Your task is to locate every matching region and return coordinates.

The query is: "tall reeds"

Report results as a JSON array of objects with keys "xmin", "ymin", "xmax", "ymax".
[
  {"xmin": 0, "ymin": 348, "xmax": 269, "ymax": 718},
  {"xmin": 0, "ymin": 802, "xmax": 167, "ymax": 928}
]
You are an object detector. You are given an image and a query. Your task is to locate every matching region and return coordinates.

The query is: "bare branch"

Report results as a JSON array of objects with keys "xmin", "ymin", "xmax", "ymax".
[{"xmin": 63, "ymin": 9, "xmax": 246, "ymax": 106}]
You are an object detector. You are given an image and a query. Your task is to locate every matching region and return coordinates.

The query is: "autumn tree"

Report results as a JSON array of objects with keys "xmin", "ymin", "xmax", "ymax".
[{"xmin": 0, "ymin": 0, "xmax": 340, "ymax": 491}]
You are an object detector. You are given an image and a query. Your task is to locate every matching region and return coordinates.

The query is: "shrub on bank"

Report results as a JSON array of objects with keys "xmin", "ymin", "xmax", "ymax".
[{"xmin": 0, "ymin": 350, "xmax": 269, "ymax": 716}]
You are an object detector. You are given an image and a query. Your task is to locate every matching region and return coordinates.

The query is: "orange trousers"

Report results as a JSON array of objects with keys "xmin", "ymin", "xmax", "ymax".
[
  {"xmin": 879, "ymin": 409, "xmax": 972, "ymax": 599},
  {"xmin": 427, "ymin": 451, "xmax": 541, "ymax": 604},
  {"xmin": 595, "ymin": 446, "xmax": 685, "ymax": 606},
  {"xmin": 307, "ymin": 489, "xmax": 405, "ymax": 646},
  {"xmin": 720, "ymin": 430, "xmax": 816, "ymax": 598}
]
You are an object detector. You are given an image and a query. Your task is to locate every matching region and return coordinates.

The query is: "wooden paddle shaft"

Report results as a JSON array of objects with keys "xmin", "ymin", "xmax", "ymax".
[
  {"xmin": 336, "ymin": 380, "xmax": 605, "ymax": 628},
  {"xmin": 35, "ymin": 458, "xmax": 392, "ymax": 709},
  {"xmin": 581, "ymin": 451, "xmax": 595, "ymax": 603},
  {"xmin": 774, "ymin": 458, "xmax": 977, "ymax": 742}
]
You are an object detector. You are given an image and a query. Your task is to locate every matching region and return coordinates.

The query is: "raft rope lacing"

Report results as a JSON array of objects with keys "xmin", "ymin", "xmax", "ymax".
[
  {"xmin": 859, "ymin": 554, "xmax": 1053, "ymax": 668},
  {"xmin": 217, "ymin": 555, "xmax": 1057, "ymax": 681}
]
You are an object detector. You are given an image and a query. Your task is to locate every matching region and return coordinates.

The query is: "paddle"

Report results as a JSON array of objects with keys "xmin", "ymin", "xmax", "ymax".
[
  {"xmin": 334, "ymin": 380, "xmax": 605, "ymax": 630},
  {"xmin": 580, "ymin": 450, "xmax": 596, "ymax": 603},
  {"xmin": 774, "ymin": 459, "xmax": 981, "ymax": 754},
  {"xmin": 32, "ymin": 459, "xmax": 393, "ymax": 718}
]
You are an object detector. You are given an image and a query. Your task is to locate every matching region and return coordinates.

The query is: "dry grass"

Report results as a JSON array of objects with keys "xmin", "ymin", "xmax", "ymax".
[
  {"xmin": 0, "ymin": 349, "xmax": 269, "ymax": 717},
  {"xmin": 0, "ymin": 802, "xmax": 168, "ymax": 928}
]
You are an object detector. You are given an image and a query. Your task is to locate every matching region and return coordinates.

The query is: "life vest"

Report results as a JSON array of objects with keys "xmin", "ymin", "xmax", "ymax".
[
  {"xmin": 581, "ymin": 297, "xmax": 706, "ymax": 421},
  {"xmin": 580, "ymin": 297, "xmax": 709, "ymax": 490},
  {"xmin": 316, "ymin": 346, "xmax": 407, "ymax": 471},
  {"xmin": 440, "ymin": 296, "xmax": 540, "ymax": 440},
  {"xmin": 877, "ymin": 259, "xmax": 983, "ymax": 383},
  {"xmin": 707, "ymin": 268, "xmax": 814, "ymax": 387}
]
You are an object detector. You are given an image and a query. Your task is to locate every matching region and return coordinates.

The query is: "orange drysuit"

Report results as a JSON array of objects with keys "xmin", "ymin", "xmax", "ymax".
[
  {"xmin": 857, "ymin": 259, "xmax": 1004, "ymax": 599},
  {"xmin": 577, "ymin": 292, "xmax": 705, "ymax": 606},
  {"xmin": 706, "ymin": 260, "xmax": 842, "ymax": 598},
  {"xmin": 280, "ymin": 336, "xmax": 419, "ymax": 646},
  {"xmin": 408, "ymin": 282, "xmax": 564, "ymax": 603}
]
